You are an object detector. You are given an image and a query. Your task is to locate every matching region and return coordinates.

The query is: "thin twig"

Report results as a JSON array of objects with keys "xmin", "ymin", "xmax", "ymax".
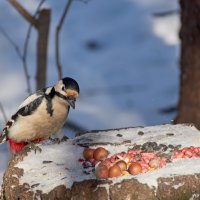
[
  {"xmin": 23, "ymin": 0, "xmax": 45, "ymax": 94},
  {"xmin": 0, "ymin": 26, "xmax": 32, "ymax": 94},
  {"xmin": 0, "ymin": 26, "xmax": 23, "ymax": 59},
  {"xmin": 7, "ymin": 0, "xmax": 38, "ymax": 28},
  {"xmin": 23, "ymin": 0, "xmax": 45, "ymax": 58},
  {"xmin": 56, "ymin": 0, "xmax": 73, "ymax": 80},
  {"xmin": 153, "ymin": 10, "xmax": 179, "ymax": 17},
  {"xmin": 1, "ymin": 0, "xmax": 45, "ymax": 94},
  {"xmin": 0, "ymin": 102, "xmax": 7, "ymax": 123},
  {"xmin": 22, "ymin": 24, "xmax": 32, "ymax": 94},
  {"xmin": 75, "ymin": 0, "xmax": 91, "ymax": 4}
]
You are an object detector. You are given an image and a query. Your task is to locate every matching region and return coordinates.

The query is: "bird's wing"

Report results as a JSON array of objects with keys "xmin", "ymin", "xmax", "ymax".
[
  {"xmin": 0, "ymin": 95, "xmax": 45, "ymax": 144},
  {"xmin": 0, "ymin": 88, "xmax": 52, "ymax": 144},
  {"xmin": 16, "ymin": 95, "xmax": 44, "ymax": 117},
  {"xmin": 18, "ymin": 87, "xmax": 51, "ymax": 109}
]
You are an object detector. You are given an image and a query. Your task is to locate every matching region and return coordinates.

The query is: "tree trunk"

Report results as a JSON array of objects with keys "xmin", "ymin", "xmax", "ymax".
[
  {"xmin": 175, "ymin": 0, "xmax": 200, "ymax": 128},
  {"xmin": 2, "ymin": 124, "xmax": 200, "ymax": 200},
  {"xmin": 36, "ymin": 9, "xmax": 51, "ymax": 90}
]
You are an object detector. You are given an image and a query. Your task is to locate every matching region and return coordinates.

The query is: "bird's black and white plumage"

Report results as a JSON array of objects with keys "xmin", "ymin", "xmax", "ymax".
[{"xmin": 0, "ymin": 77, "xmax": 79, "ymax": 154}]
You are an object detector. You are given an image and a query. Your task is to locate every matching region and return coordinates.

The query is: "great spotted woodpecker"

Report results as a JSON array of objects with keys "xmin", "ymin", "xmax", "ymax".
[{"xmin": 0, "ymin": 77, "xmax": 79, "ymax": 154}]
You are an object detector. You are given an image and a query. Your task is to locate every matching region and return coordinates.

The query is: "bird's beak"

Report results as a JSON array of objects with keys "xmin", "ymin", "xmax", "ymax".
[
  {"xmin": 65, "ymin": 89, "xmax": 79, "ymax": 98},
  {"xmin": 66, "ymin": 97, "xmax": 76, "ymax": 109},
  {"xmin": 65, "ymin": 89, "xmax": 79, "ymax": 109}
]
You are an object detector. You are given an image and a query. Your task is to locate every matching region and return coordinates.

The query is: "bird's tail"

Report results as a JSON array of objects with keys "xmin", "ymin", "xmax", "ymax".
[
  {"xmin": 0, "ymin": 119, "xmax": 14, "ymax": 144},
  {"xmin": 0, "ymin": 127, "xmax": 9, "ymax": 144},
  {"xmin": 0, "ymin": 129, "xmax": 8, "ymax": 144},
  {"xmin": 0, "ymin": 132, "xmax": 7, "ymax": 144}
]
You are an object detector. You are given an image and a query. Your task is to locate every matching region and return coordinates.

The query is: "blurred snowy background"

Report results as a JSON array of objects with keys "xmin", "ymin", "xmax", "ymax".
[{"xmin": 0, "ymin": 0, "xmax": 179, "ymax": 181}]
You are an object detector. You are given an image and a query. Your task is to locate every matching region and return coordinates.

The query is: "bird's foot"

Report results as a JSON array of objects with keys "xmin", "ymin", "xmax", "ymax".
[
  {"xmin": 49, "ymin": 137, "xmax": 61, "ymax": 144},
  {"xmin": 27, "ymin": 142, "xmax": 42, "ymax": 154},
  {"xmin": 61, "ymin": 136, "xmax": 69, "ymax": 142}
]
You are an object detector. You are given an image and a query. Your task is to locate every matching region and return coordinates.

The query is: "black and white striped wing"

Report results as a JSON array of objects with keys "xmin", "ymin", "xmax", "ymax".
[
  {"xmin": 0, "ymin": 88, "xmax": 51, "ymax": 144},
  {"xmin": 18, "ymin": 87, "xmax": 51, "ymax": 109}
]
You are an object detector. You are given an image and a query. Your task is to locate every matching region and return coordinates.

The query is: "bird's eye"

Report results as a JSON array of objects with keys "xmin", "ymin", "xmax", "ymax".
[{"xmin": 62, "ymin": 86, "xmax": 65, "ymax": 91}]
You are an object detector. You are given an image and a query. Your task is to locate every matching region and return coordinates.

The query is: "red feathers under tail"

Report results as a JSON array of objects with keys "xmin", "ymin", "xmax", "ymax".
[
  {"xmin": 8, "ymin": 137, "xmax": 44, "ymax": 154},
  {"xmin": 8, "ymin": 138, "xmax": 27, "ymax": 154}
]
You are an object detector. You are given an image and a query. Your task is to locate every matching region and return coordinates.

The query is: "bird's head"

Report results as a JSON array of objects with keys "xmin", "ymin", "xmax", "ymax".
[{"xmin": 54, "ymin": 77, "xmax": 80, "ymax": 109}]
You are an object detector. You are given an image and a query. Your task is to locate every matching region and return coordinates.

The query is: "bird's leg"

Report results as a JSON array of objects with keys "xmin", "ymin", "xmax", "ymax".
[
  {"xmin": 27, "ymin": 142, "xmax": 42, "ymax": 154},
  {"xmin": 55, "ymin": 129, "xmax": 62, "ymax": 140},
  {"xmin": 49, "ymin": 137, "xmax": 61, "ymax": 144},
  {"xmin": 49, "ymin": 130, "xmax": 62, "ymax": 144}
]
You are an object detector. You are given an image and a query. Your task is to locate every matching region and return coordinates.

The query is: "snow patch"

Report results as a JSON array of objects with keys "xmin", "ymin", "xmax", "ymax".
[
  {"xmin": 16, "ymin": 143, "xmax": 94, "ymax": 193},
  {"xmin": 173, "ymin": 182, "xmax": 184, "ymax": 189},
  {"xmin": 153, "ymin": 14, "xmax": 180, "ymax": 45},
  {"xmin": 190, "ymin": 194, "xmax": 200, "ymax": 200}
]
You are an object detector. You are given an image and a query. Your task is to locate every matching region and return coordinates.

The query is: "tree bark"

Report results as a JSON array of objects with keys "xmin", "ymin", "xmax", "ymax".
[
  {"xmin": 36, "ymin": 9, "xmax": 51, "ymax": 90},
  {"xmin": 2, "ymin": 124, "xmax": 200, "ymax": 200},
  {"xmin": 175, "ymin": 0, "xmax": 200, "ymax": 128}
]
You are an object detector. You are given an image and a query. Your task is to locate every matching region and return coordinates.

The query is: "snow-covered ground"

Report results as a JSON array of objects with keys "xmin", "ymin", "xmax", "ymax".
[{"xmin": 0, "ymin": 0, "xmax": 180, "ymax": 185}]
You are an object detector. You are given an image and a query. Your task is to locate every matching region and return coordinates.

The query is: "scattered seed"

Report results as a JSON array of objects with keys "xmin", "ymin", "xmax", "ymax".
[
  {"xmin": 138, "ymin": 131, "xmax": 144, "ymax": 136},
  {"xmin": 162, "ymin": 146, "xmax": 168, "ymax": 152},
  {"xmin": 56, "ymin": 163, "xmax": 64, "ymax": 166},
  {"xmin": 61, "ymin": 136, "xmax": 69, "ymax": 141},
  {"xmin": 123, "ymin": 140, "xmax": 131, "ymax": 144},
  {"xmin": 61, "ymin": 176, "xmax": 68, "ymax": 180},
  {"xmin": 31, "ymin": 183, "xmax": 40, "ymax": 188},
  {"xmin": 42, "ymin": 161, "xmax": 53, "ymax": 164},
  {"xmin": 153, "ymin": 146, "xmax": 161, "ymax": 151},
  {"xmin": 116, "ymin": 134, "xmax": 123, "ymax": 137},
  {"xmin": 147, "ymin": 146, "xmax": 154, "ymax": 152},
  {"xmin": 151, "ymin": 142, "xmax": 158, "ymax": 147},
  {"xmin": 83, "ymin": 170, "xmax": 91, "ymax": 175},
  {"xmin": 134, "ymin": 145, "xmax": 142, "ymax": 150},
  {"xmin": 159, "ymin": 144, "xmax": 166, "ymax": 148},
  {"xmin": 175, "ymin": 144, "xmax": 182, "ymax": 149},
  {"xmin": 166, "ymin": 133, "xmax": 174, "ymax": 136},
  {"xmin": 168, "ymin": 144, "xmax": 174, "ymax": 149}
]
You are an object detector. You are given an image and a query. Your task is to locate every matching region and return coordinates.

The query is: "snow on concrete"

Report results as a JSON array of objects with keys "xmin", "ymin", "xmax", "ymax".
[
  {"xmin": 15, "ymin": 124, "xmax": 200, "ymax": 194},
  {"xmin": 16, "ymin": 142, "xmax": 90, "ymax": 193},
  {"xmin": 75, "ymin": 124, "xmax": 200, "ymax": 149}
]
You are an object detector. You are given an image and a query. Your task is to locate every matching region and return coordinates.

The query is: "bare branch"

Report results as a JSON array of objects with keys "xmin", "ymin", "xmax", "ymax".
[
  {"xmin": 0, "ymin": 26, "xmax": 32, "ymax": 94},
  {"xmin": 0, "ymin": 102, "xmax": 7, "ymax": 123},
  {"xmin": 7, "ymin": 0, "xmax": 38, "ymax": 28},
  {"xmin": 0, "ymin": 26, "xmax": 23, "ymax": 59},
  {"xmin": 75, "ymin": 0, "xmax": 91, "ymax": 4},
  {"xmin": 56, "ymin": 0, "xmax": 73, "ymax": 80},
  {"xmin": 22, "ymin": 24, "xmax": 33, "ymax": 94},
  {"xmin": 23, "ymin": 0, "xmax": 45, "ymax": 57},
  {"xmin": 153, "ymin": 10, "xmax": 179, "ymax": 17},
  {"xmin": 1, "ymin": 0, "xmax": 45, "ymax": 94},
  {"xmin": 23, "ymin": 0, "xmax": 45, "ymax": 94}
]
